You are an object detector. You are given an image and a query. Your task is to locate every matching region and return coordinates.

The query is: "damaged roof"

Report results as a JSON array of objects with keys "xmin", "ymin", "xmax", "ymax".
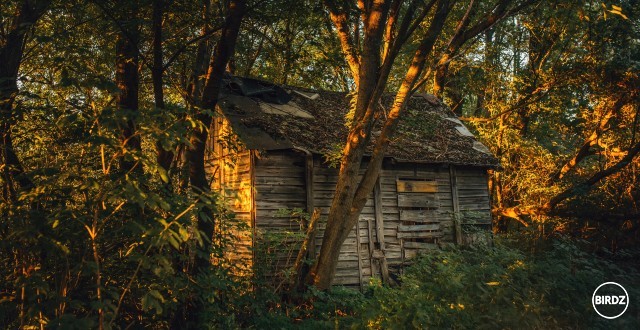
[{"xmin": 218, "ymin": 77, "xmax": 499, "ymax": 167}]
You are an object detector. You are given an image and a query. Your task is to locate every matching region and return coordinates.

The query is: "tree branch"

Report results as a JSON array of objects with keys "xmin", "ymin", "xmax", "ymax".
[
  {"xmin": 325, "ymin": 0, "xmax": 361, "ymax": 85},
  {"xmin": 542, "ymin": 139, "xmax": 640, "ymax": 212},
  {"xmin": 550, "ymin": 97, "xmax": 627, "ymax": 181}
]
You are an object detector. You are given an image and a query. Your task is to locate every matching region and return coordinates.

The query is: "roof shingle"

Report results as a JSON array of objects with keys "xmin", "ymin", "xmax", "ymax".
[{"xmin": 217, "ymin": 83, "xmax": 499, "ymax": 168}]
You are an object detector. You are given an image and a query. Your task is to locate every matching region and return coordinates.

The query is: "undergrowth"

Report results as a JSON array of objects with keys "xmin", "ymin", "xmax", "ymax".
[
  {"xmin": 352, "ymin": 233, "xmax": 640, "ymax": 329},
  {"xmin": 243, "ymin": 232, "xmax": 639, "ymax": 329}
]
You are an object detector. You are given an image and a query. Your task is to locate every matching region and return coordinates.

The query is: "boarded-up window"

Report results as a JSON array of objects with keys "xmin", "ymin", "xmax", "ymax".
[{"xmin": 396, "ymin": 179, "xmax": 442, "ymax": 255}]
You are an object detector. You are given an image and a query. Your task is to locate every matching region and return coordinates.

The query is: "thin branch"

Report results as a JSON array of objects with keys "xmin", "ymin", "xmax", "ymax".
[{"xmin": 162, "ymin": 22, "xmax": 225, "ymax": 71}]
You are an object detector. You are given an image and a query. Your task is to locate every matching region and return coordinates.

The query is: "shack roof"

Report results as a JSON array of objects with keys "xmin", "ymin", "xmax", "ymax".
[{"xmin": 217, "ymin": 77, "xmax": 499, "ymax": 168}]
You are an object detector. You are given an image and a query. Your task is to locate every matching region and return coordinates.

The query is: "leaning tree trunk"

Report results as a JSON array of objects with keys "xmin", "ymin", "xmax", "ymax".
[
  {"xmin": 307, "ymin": 0, "xmax": 532, "ymax": 290},
  {"xmin": 307, "ymin": 0, "xmax": 452, "ymax": 290}
]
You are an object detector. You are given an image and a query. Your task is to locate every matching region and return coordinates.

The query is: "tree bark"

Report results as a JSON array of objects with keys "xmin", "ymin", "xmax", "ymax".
[
  {"xmin": 170, "ymin": 2, "xmax": 246, "ymax": 325},
  {"xmin": 0, "ymin": 0, "xmax": 51, "ymax": 200},
  {"xmin": 115, "ymin": 15, "xmax": 141, "ymax": 173},
  {"xmin": 307, "ymin": 0, "xmax": 392, "ymax": 289},
  {"xmin": 186, "ymin": 0, "xmax": 246, "ymax": 273},
  {"xmin": 308, "ymin": 0, "xmax": 451, "ymax": 290},
  {"xmin": 152, "ymin": 0, "xmax": 174, "ymax": 174},
  {"xmin": 308, "ymin": 0, "xmax": 535, "ymax": 290}
]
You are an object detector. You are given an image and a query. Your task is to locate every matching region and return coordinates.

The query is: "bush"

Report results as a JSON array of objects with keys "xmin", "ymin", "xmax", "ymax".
[{"xmin": 354, "ymin": 233, "xmax": 640, "ymax": 329}]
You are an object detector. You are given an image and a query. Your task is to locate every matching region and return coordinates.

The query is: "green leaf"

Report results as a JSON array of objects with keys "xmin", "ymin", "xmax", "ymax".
[
  {"xmin": 141, "ymin": 290, "xmax": 165, "ymax": 315},
  {"xmin": 158, "ymin": 167, "xmax": 170, "ymax": 183}
]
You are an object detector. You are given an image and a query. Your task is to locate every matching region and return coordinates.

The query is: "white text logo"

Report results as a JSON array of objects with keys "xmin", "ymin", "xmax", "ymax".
[{"xmin": 592, "ymin": 282, "xmax": 629, "ymax": 319}]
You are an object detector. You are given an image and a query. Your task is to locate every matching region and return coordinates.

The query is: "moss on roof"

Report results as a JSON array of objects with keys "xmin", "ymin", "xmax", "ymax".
[{"xmin": 217, "ymin": 87, "xmax": 499, "ymax": 167}]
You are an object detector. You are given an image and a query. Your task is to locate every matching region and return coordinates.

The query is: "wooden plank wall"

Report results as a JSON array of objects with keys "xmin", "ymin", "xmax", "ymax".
[
  {"xmin": 454, "ymin": 167, "xmax": 492, "ymax": 217},
  {"xmin": 377, "ymin": 163, "xmax": 455, "ymax": 270},
  {"xmin": 253, "ymin": 150, "xmax": 307, "ymax": 286},
  {"xmin": 311, "ymin": 158, "xmax": 373, "ymax": 287},
  {"xmin": 205, "ymin": 114, "xmax": 254, "ymax": 274},
  {"xmin": 250, "ymin": 150, "xmax": 492, "ymax": 288},
  {"xmin": 451, "ymin": 167, "xmax": 492, "ymax": 244}
]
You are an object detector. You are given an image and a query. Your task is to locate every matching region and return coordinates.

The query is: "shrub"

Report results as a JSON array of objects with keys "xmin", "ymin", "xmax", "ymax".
[{"xmin": 355, "ymin": 233, "xmax": 640, "ymax": 329}]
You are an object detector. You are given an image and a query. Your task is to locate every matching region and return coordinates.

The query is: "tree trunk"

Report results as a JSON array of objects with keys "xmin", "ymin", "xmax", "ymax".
[
  {"xmin": 308, "ymin": 0, "xmax": 451, "ymax": 290},
  {"xmin": 170, "ymin": 2, "xmax": 246, "ymax": 325},
  {"xmin": 115, "ymin": 17, "xmax": 141, "ymax": 173},
  {"xmin": 186, "ymin": 0, "xmax": 246, "ymax": 273},
  {"xmin": 0, "ymin": 0, "xmax": 51, "ymax": 200},
  {"xmin": 152, "ymin": 0, "xmax": 174, "ymax": 174}
]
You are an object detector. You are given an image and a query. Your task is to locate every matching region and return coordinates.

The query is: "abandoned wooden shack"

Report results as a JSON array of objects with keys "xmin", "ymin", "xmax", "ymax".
[{"xmin": 206, "ymin": 77, "xmax": 499, "ymax": 288}]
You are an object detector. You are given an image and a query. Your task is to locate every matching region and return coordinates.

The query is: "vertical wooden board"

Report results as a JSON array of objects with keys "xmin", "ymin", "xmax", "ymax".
[
  {"xmin": 305, "ymin": 153, "xmax": 316, "ymax": 257},
  {"xmin": 449, "ymin": 166, "xmax": 462, "ymax": 245},
  {"xmin": 373, "ymin": 177, "xmax": 393, "ymax": 285},
  {"xmin": 355, "ymin": 217, "xmax": 364, "ymax": 289}
]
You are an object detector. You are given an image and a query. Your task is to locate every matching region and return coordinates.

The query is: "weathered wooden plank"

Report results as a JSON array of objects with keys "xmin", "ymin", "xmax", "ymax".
[
  {"xmin": 355, "ymin": 216, "xmax": 364, "ymax": 289},
  {"xmin": 222, "ymin": 171, "xmax": 251, "ymax": 181},
  {"xmin": 221, "ymin": 176, "xmax": 252, "ymax": 186},
  {"xmin": 255, "ymin": 177, "xmax": 305, "ymax": 186},
  {"xmin": 312, "ymin": 177, "xmax": 339, "ymax": 184},
  {"xmin": 460, "ymin": 204, "xmax": 491, "ymax": 210},
  {"xmin": 381, "ymin": 188, "xmax": 449, "ymax": 199},
  {"xmin": 398, "ymin": 224, "xmax": 440, "ymax": 232},
  {"xmin": 211, "ymin": 158, "xmax": 251, "ymax": 170},
  {"xmin": 457, "ymin": 192, "xmax": 489, "ymax": 198},
  {"xmin": 255, "ymin": 168, "xmax": 304, "ymax": 177},
  {"xmin": 303, "ymin": 152, "xmax": 316, "ymax": 257},
  {"xmin": 255, "ymin": 200, "xmax": 306, "ymax": 210},
  {"xmin": 312, "ymin": 163, "xmax": 341, "ymax": 170},
  {"xmin": 459, "ymin": 196, "xmax": 490, "ymax": 204},
  {"xmin": 255, "ymin": 192, "xmax": 306, "ymax": 202},
  {"xmin": 257, "ymin": 185, "xmax": 306, "ymax": 195},
  {"xmin": 399, "ymin": 209, "xmax": 437, "ymax": 222},
  {"xmin": 312, "ymin": 199, "xmax": 374, "ymax": 208},
  {"xmin": 366, "ymin": 208, "xmax": 375, "ymax": 278},
  {"xmin": 396, "ymin": 180, "xmax": 438, "ymax": 193},
  {"xmin": 332, "ymin": 276, "xmax": 360, "ymax": 285},
  {"xmin": 456, "ymin": 176, "xmax": 488, "ymax": 184},
  {"xmin": 404, "ymin": 249, "xmax": 423, "ymax": 259},
  {"xmin": 397, "ymin": 193, "xmax": 438, "ymax": 208},
  {"xmin": 403, "ymin": 241, "xmax": 439, "ymax": 250},
  {"xmin": 397, "ymin": 231, "xmax": 444, "ymax": 239},
  {"xmin": 255, "ymin": 158, "xmax": 305, "ymax": 168},
  {"xmin": 457, "ymin": 187, "xmax": 490, "ymax": 192},
  {"xmin": 454, "ymin": 170, "xmax": 487, "ymax": 177},
  {"xmin": 380, "ymin": 169, "xmax": 416, "ymax": 177},
  {"xmin": 313, "ymin": 182, "xmax": 339, "ymax": 191}
]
